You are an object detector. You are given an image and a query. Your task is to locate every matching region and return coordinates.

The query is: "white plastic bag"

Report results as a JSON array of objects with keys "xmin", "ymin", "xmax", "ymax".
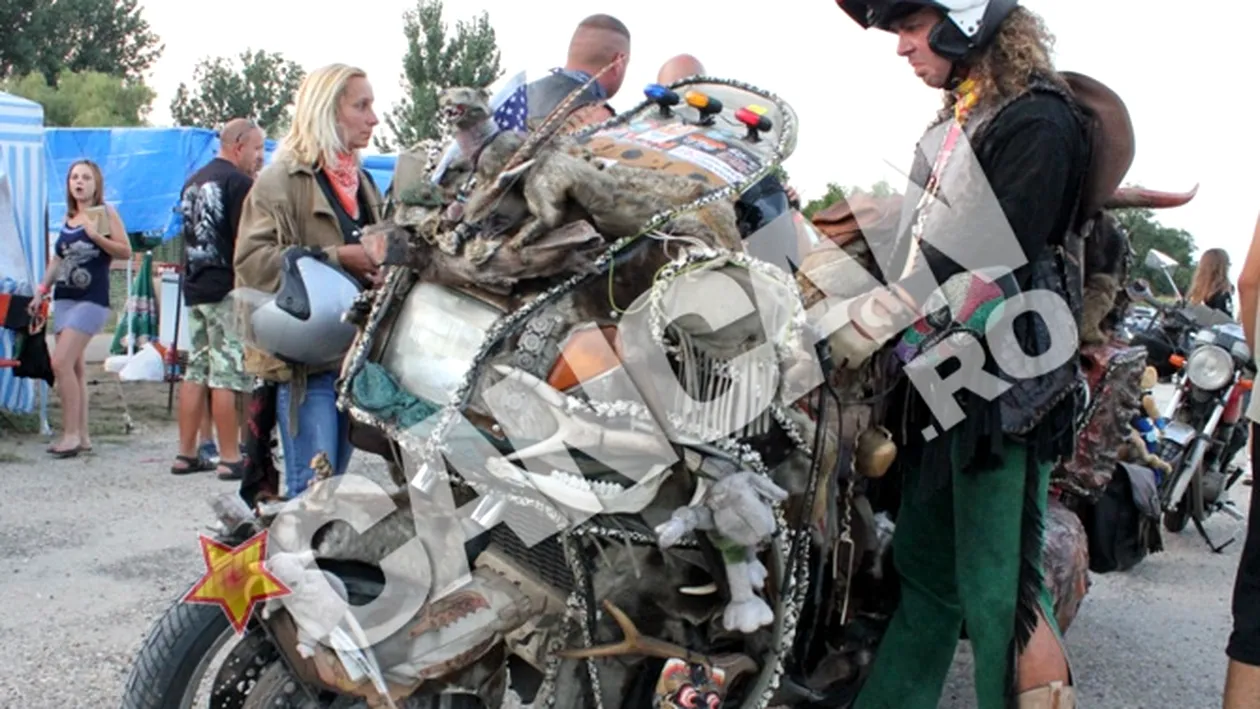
[{"xmin": 117, "ymin": 343, "xmax": 165, "ymax": 381}]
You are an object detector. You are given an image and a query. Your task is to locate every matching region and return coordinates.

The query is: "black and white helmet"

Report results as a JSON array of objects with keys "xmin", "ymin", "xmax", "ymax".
[{"xmin": 835, "ymin": 0, "xmax": 1019, "ymax": 61}]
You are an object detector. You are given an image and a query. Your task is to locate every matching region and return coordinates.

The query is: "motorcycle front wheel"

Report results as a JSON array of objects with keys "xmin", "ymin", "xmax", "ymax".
[
  {"xmin": 121, "ymin": 582, "xmax": 486, "ymax": 709},
  {"xmin": 120, "ymin": 584, "xmax": 250, "ymax": 709}
]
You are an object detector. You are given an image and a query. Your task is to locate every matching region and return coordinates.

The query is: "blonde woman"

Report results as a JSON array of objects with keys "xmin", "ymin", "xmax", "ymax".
[
  {"xmin": 234, "ymin": 63, "xmax": 382, "ymax": 497},
  {"xmin": 1187, "ymin": 247, "xmax": 1235, "ymax": 317},
  {"xmin": 27, "ymin": 160, "xmax": 132, "ymax": 457}
]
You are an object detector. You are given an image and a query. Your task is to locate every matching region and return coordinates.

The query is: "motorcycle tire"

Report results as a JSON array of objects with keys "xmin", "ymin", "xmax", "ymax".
[
  {"xmin": 120, "ymin": 583, "xmax": 238, "ymax": 709},
  {"xmin": 122, "ymin": 574, "xmax": 489, "ymax": 709}
]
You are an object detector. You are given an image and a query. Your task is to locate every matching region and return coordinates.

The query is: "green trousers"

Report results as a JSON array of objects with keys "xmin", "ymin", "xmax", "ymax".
[{"xmin": 853, "ymin": 440, "xmax": 1061, "ymax": 709}]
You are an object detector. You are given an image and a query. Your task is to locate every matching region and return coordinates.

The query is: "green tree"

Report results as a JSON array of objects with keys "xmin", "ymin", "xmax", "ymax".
[
  {"xmin": 377, "ymin": 0, "xmax": 504, "ymax": 152},
  {"xmin": 1113, "ymin": 206, "xmax": 1198, "ymax": 297},
  {"xmin": 170, "ymin": 50, "xmax": 306, "ymax": 137},
  {"xmin": 801, "ymin": 180, "xmax": 897, "ymax": 218},
  {"xmin": 2, "ymin": 70, "xmax": 155, "ymax": 126},
  {"xmin": 0, "ymin": 0, "xmax": 163, "ymax": 83}
]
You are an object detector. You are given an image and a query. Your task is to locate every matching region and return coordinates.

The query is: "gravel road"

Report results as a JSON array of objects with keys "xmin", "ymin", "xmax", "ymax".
[{"xmin": 0, "ymin": 388, "xmax": 1250, "ymax": 707}]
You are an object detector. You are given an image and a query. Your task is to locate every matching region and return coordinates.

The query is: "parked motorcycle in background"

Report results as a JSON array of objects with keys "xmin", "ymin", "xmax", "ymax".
[
  {"xmin": 1129, "ymin": 250, "xmax": 1255, "ymax": 552},
  {"xmin": 1126, "ymin": 250, "xmax": 1201, "ymax": 379}
]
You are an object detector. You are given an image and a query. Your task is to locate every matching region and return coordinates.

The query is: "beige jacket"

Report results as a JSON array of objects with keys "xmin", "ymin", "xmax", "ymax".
[{"xmin": 233, "ymin": 151, "xmax": 383, "ymax": 382}]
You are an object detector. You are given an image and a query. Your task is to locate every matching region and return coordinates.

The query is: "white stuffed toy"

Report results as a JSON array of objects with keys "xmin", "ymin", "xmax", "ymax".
[{"xmin": 655, "ymin": 471, "xmax": 788, "ymax": 633}]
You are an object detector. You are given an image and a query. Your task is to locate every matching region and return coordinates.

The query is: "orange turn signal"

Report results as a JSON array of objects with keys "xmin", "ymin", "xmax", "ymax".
[
  {"xmin": 1168, "ymin": 354, "xmax": 1186, "ymax": 369},
  {"xmin": 684, "ymin": 90, "xmax": 710, "ymax": 109},
  {"xmin": 547, "ymin": 325, "xmax": 623, "ymax": 392},
  {"xmin": 1241, "ymin": 379, "xmax": 1254, "ymax": 391}
]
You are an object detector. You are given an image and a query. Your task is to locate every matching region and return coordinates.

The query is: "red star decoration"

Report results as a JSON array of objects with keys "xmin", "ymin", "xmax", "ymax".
[{"xmin": 182, "ymin": 529, "xmax": 291, "ymax": 635}]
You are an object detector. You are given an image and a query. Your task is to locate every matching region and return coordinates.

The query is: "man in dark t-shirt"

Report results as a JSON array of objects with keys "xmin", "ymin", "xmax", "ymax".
[{"xmin": 171, "ymin": 118, "xmax": 265, "ymax": 480}]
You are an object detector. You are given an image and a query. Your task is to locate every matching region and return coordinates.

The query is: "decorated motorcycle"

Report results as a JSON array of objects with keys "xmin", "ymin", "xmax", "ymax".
[{"xmin": 121, "ymin": 70, "xmax": 1153, "ymax": 709}]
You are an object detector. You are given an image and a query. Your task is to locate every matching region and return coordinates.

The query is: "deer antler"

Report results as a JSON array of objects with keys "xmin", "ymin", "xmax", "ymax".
[
  {"xmin": 558, "ymin": 600, "xmax": 761, "ymax": 689},
  {"xmin": 557, "ymin": 599, "xmax": 712, "ymax": 665}
]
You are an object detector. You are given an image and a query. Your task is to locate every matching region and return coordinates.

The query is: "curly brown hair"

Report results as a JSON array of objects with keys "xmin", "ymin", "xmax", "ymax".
[{"xmin": 938, "ymin": 6, "xmax": 1069, "ymax": 121}]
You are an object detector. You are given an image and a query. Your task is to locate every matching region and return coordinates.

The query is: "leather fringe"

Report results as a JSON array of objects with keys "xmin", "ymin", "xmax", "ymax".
[{"xmin": 1005, "ymin": 446, "xmax": 1048, "ymax": 708}]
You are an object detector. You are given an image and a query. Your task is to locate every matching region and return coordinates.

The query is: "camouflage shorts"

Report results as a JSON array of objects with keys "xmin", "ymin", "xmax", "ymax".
[{"xmin": 186, "ymin": 300, "xmax": 256, "ymax": 393}]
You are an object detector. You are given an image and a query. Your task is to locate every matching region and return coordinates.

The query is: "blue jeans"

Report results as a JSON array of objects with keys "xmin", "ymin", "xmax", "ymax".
[{"xmin": 276, "ymin": 371, "xmax": 352, "ymax": 496}]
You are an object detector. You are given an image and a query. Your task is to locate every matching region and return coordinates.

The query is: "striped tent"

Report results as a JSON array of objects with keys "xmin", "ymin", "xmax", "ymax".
[{"xmin": 0, "ymin": 91, "xmax": 48, "ymax": 419}]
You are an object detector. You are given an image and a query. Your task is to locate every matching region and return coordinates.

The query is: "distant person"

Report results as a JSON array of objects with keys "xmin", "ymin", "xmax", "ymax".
[
  {"xmin": 656, "ymin": 53, "xmax": 704, "ymax": 84},
  {"xmin": 1225, "ymin": 213, "xmax": 1260, "ymax": 708},
  {"xmin": 521, "ymin": 14, "xmax": 631, "ymax": 130},
  {"xmin": 170, "ymin": 118, "xmax": 266, "ymax": 479},
  {"xmin": 235, "ymin": 63, "xmax": 383, "ymax": 497},
  {"xmin": 1188, "ymin": 247, "xmax": 1235, "ymax": 317},
  {"xmin": 27, "ymin": 159, "xmax": 132, "ymax": 457}
]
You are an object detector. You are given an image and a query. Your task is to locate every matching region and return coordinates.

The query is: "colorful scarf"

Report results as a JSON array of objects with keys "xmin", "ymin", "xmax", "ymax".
[
  {"xmin": 324, "ymin": 151, "xmax": 361, "ymax": 220},
  {"xmin": 893, "ymin": 270, "xmax": 1015, "ymax": 365}
]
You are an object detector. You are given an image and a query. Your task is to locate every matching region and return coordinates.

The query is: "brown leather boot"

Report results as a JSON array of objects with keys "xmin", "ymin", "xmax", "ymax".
[{"xmin": 1017, "ymin": 681, "xmax": 1075, "ymax": 708}]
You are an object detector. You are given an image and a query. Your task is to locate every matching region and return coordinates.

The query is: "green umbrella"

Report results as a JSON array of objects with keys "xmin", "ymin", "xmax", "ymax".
[{"xmin": 110, "ymin": 251, "xmax": 159, "ymax": 356}]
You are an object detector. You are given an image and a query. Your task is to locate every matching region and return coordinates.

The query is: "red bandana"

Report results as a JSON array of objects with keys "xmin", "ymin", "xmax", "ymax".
[{"xmin": 324, "ymin": 152, "xmax": 361, "ymax": 220}]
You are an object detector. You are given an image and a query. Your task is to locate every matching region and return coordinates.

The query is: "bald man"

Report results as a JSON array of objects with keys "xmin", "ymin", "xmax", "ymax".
[
  {"xmin": 171, "ymin": 118, "xmax": 264, "ymax": 481},
  {"xmin": 657, "ymin": 53, "xmax": 705, "ymax": 85},
  {"xmin": 524, "ymin": 13, "xmax": 632, "ymax": 130}
]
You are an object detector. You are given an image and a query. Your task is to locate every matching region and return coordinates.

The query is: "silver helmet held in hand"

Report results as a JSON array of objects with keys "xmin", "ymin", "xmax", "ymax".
[{"xmin": 247, "ymin": 247, "xmax": 362, "ymax": 367}]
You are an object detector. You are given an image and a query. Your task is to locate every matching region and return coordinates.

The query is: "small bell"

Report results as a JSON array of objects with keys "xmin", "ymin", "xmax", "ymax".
[{"xmin": 855, "ymin": 426, "xmax": 897, "ymax": 479}]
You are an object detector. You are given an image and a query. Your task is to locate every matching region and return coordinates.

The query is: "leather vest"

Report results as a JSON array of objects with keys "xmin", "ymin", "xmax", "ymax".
[
  {"xmin": 524, "ymin": 73, "xmax": 607, "ymax": 126},
  {"xmin": 906, "ymin": 76, "xmax": 1091, "ymax": 438}
]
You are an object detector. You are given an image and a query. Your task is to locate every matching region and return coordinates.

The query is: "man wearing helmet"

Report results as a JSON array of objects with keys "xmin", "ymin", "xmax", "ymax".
[{"xmin": 829, "ymin": 1, "xmax": 1090, "ymax": 708}]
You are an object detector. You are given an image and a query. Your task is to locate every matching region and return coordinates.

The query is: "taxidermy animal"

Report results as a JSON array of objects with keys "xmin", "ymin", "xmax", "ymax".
[{"xmin": 438, "ymin": 86, "xmax": 526, "ymax": 191}]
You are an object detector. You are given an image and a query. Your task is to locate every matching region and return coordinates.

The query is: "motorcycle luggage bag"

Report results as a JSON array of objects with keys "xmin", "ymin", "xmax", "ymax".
[{"xmin": 1082, "ymin": 461, "xmax": 1163, "ymax": 573}]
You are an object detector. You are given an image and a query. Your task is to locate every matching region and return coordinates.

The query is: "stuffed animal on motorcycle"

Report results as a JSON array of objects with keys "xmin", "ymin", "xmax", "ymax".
[
  {"xmin": 655, "ymin": 469, "xmax": 789, "ymax": 634},
  {"xmin": 1131, "ymin": 365, "xmax": 1167, "ymax": 453}
]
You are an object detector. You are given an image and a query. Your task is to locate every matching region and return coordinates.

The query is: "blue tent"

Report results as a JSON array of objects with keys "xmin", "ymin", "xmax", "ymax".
[
  {"xmin": 44, "ymin": 127, "xmax": 397, "ymax": 242},
  {"xmin": 0, "ymin": 91, "xmax": 48, "ymax": 417}
]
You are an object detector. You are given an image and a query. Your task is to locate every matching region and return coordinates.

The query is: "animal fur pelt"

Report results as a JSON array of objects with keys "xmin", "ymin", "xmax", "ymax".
[
  {"xmin": 368, "ymin": 219, "xmax": 609, "ymax": 295},
  {"xmin": 1080, "ymin": 273, "xmax": 1119, "ymax": 345}
]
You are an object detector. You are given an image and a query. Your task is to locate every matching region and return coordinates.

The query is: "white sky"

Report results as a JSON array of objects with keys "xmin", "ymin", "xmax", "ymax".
[{"xmin": 139, "ymin": 0, "xmax": 1259, "ymax": 282}]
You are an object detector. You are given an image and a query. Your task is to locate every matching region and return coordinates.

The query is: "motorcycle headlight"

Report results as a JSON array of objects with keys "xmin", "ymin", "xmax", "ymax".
[
  {"xmin": 380, "ymin": 282, "xmax": 503, "ymax": 405},
  {"xmin": 1186, "ymin": 344, "xmax": 1233, "ymax": 391}
]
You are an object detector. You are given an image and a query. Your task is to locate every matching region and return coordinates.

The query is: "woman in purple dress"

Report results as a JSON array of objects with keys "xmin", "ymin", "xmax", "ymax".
[{"xmin": 28, "ymin": 160, "xmax": 132, "ymax": 457}]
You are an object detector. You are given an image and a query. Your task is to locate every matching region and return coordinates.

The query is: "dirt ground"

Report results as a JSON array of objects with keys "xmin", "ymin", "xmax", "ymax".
[
  {"xmin": 0, "ymin": 382, "xmax": 1251, "ymax": 707},
  {"xmin": 0, "ymin": 375, "xmax": 178, "ymax": 444}
]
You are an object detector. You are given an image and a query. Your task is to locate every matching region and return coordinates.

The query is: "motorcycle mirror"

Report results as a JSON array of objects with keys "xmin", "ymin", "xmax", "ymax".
[
  {"xmin": 1145, "ymin": 249, "xmax": 1181, "ymax": 271},
  {"xmin": 1144, "ymin": 249, "xmax": 1184, "ymax": 302}
]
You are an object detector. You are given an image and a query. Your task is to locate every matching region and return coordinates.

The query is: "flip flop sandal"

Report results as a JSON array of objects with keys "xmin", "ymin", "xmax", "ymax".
[
  {"xmin": 171, "ymin": 454, "xmax": 212, "ymax": 475},
  {"xmin": 216, "ymin": 460, "xmax": 247, "ymax": 481},
  {"xmin": 49, "ymin": 447, "xmax": 80, "ymax": 459}
]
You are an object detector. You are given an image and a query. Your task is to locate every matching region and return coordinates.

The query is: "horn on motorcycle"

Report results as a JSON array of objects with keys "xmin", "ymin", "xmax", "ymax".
[{"xmin": 1104, "ymin": 184, "xmax": 1199, "ymax": 210}]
